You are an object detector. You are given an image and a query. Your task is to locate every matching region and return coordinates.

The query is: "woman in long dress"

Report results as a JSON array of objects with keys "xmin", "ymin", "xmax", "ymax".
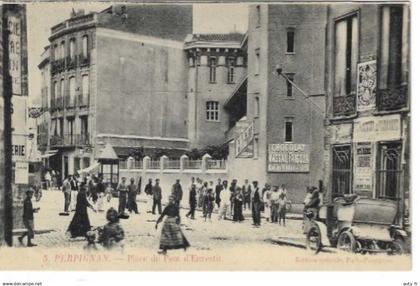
[
  {"xmin": 155, "ymin": 196, "xmax": 190, "ymax": 254},
  {"xmin": 233, "ymin": 187, "xmax": 244, "ymax": 222},
  {"xmin": 67, "ymin": 183, "xmax": 96, "ymax": 238}
]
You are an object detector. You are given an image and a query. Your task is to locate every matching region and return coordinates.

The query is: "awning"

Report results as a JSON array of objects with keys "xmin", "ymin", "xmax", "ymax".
[
  {"xmin": 40, "ymin": 150, "xmax": 58, "ymax": 158},
  {"xmin": 77, "ymin": 162, "xmax": 100, "ymax": 175}
]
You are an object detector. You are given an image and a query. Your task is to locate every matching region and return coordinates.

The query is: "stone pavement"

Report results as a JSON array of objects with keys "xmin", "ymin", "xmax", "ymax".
[{"xmin": 13, "ymin": 191, "xmax": 305, "ymax": 250}]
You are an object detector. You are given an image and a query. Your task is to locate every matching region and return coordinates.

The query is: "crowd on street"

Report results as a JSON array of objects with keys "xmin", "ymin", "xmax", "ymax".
[{"xmin": 20, "ymin": 173, "xmax": 323, "ymax": 254}]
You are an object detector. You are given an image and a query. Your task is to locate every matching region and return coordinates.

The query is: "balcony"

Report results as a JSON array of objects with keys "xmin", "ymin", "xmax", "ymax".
[
  {"xmin": 378, "ymin": 84, "xmax": 408, "ymax": 111},
  {"xmin": 66, "ymin": 56, "xmax": 77, "ymax": 70},
  {"xmin": 78, "ymin": 93, "xmax": 90, "ymax": 107},
  {"xmin": 79, "ymin": 54, "xmax": 90, "ymax": 67},
  {"xmin": 65, "ymin": 95, "xmax": 76, "ymax": 109},
  {"xmin": 51, "ymin": 59, "xmax": 65, "ymax": 74},
  {"xmin": 37, "ymin": 133, "xmax": 48, "ymax": 147},
  {"xmin": 55, "ymin": 97, "xmax": 64, "ymax": 110},
  {"xmin": 50, "ymin": 133, "xmax": 90, "ymax": 147},
  {"xmin": 333, "ymin": 94, "xmax": 356, "ymax": 117}
]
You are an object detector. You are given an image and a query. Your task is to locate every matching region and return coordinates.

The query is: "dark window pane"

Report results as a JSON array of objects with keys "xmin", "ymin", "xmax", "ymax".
[
  {"xmin": 287, "ymin": 30, "xmax": 295, "ymax": 53},
  {"xmin": 285, "ymin": 121, "xmax": 293, "ymax": 142}
]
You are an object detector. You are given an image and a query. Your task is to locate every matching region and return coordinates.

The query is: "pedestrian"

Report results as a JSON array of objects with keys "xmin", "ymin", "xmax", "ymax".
[
  {"xmin": 96, "ymin": 176, "xmax": 105, "ymax": 212},
  {"xmin": 218, "ymin": 180, "xmax": 230, "ymax": 220},
  {"xmin": 67, "ymin": 182, "xmax": 96, "ymax": 238},
  {"xmin": 233, "ymin": 187, "xmax": 244, "ymax": 222},
  {"xmin": 105, "ymin": 180, "xmax": 113, "ymax": 203},
  {"xmin": 171, "ymin": 179, "xmax": 183, "ymax": 208},
  {"xmin": 201, "ymin": 181, "xmax": 209, "ymax": 217},
  {"xmin": 185, "ymin": 184, "xmax": 197, "ymax": 219},
  {"xmin": 89, "ymin": 176, "xmax": 98, "ymax": 205},
  {"xmin": 44, "ymin": 170, "xmax": 51, "ymax": 190},
  {"xmin": 152, "ymin": 179, "xmax": 162, "ymax": 215},
  {"xmin": 203, "ymin": 185, "xmax": 215, "ymax": 222},
  {"xmin": 251, "ymin": 181, "xmax": 262, "ymax": 227},
  {"xmin": 197, "ymin": 179, "xmax": 205, "ymax": 209},
  {"xmin": 155, "ymin": 195, "xmax": 190, "ymax": 255},
  {"xmin": 117, "ymin": 177, "xmax": 129, "ymax": 215},
  {"xmin": 97, "ymin": 207, "xmax": 125, "ymax": 249},
  {"xmin": 127, "ymin": 178, "xmax": 139, "ymax": 214},
  {"xmin": 242, "ymin": 179, "xmax": 251, "ymax": 210},
  {"xmin": 215, "ymin": 178, "xmax": 223, "ymax": 209},
  {"xmin": 229, "ymin": 179, "xmax": 238, "ymax": 218},
  {"xmin": 262, "ymin": 184, "xmax": 272, "ymax": 222},
  {"xmin": 278, "ymin": 193, "xmax": 287, "ymax": 226},
  {"xmin": 62, "ymin": 175, "xmax": 72, "ymax": 213},
  {"xmin": 144, "ymin": 178, "xmax": 153, "ymax": 212},
  {"xmin": 70, "ymin": 175, "xmax": 78, "ymax": 211},
  {"xmin": 18, "ymin": 190, "xmax": 40, "ymax": 247},
  {"xmin": 279, "ymin": 184, "xmax": 288, "ymax": 197},
  {"xmin": 270, "ymin": 186, "xmax": 280, "ymax": 223}
]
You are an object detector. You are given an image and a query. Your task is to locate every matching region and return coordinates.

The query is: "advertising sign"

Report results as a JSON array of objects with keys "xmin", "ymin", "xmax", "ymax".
[
  {"xmin": 268, "ymin": 144, "xmax": 310, "ymax": 172},
  {"xmin": 357, "ymin": 60, "xmax": 377, "ymax": 112},
  {"xmin": 235, "ymin": 122, "xmax": 254, "ymax": 158},
  {"xmin": 8, "ymin": 15, "xmax": 22, "ymax": 96},
  {"xmin": 353, "ymin": 114, "xmax": 401, "ymax": 142},
  {"xmin": 353, "ymin": 142, "xmax": 373, "ymax": 193}
]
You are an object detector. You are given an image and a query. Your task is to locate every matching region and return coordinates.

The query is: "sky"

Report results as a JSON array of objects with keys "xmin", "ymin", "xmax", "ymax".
[{"xmin": 26, "ymin": 3, "xmax": 249, "ymax": 106}]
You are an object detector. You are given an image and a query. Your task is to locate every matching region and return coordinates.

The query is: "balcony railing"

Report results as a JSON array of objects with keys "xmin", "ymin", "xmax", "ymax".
[
  {"xmin": 333, "ymin": 94, "xmax": 356, "ymax": 116},
  {"xmin": 207, "ymin": 159, "xmax": 226, "ymax": 169},
  {"xmin": 66, "ymin": 56, "xmax": 77, "ymax": 70},
  {"xmin": 378, "ymin": 84, "xmax": 408, "ymax": 111},
  {"xmin": 78, "ymin": 93, "xmax": 90, "ymax": 107},
  {"xmin": 133, "ymin": 160, "xmax": 143, "ymax": 169},
  {"xmin": 184, "ymin": 160, "xmax": 202, "ymax": 169},
  {"xmin": 148, "ymin": 160, "xmax": 161, "ymax": 169},
  {"xmin": 79, "ymin": 54, "xmax": 90, "ymax": 67},
  {"xmin": 50, "ymin": 133, "xmax": 90, "ymax": 147},
  {"xmin": 51, "ymin": 59, "xmax": 65, "ymax": 74},
  {"xmin": 65, "ymin": 95, "xmax": 76, "ymax": 109},
  {"xmin": 164, "ymin": 160, "xmax": 180, "ymax": 169}
]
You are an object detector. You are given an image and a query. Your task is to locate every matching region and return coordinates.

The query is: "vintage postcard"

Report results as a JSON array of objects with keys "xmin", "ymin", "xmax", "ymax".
[{"xmin": 0, "ymin": 0, "xmax": 412, "ymax": 271}]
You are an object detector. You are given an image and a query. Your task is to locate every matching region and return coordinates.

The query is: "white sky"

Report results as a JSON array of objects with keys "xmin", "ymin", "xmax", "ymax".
[{"xmin": 26, "ymin": 3, "xmax": 249, "ymax": 106}]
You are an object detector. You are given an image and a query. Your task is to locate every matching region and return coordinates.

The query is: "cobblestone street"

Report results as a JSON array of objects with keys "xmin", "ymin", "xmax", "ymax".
[{"xmin": 15, "ymin": 190, "xmax": 305, "ymax": 251}]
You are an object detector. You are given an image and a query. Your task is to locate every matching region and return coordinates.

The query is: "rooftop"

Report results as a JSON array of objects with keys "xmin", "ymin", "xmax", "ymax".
[{"xmin": 184, "ymin": 32, "xmax": 246, "ymax": 49}]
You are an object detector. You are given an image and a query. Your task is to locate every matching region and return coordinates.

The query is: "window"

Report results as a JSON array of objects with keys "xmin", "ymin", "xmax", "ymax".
[
  {"xmin": 209, "ymin": 57, "xmax": 217, "ymax": 83},
  {"xmin": 82, "ymin": 75, "xmax": 89, "ymax": 105},
  {"xmin": 286, "ymin": 73, "xmax": 295, "ymax": 97},
  {"xmin": 60, "ymin": 79, "xmax": 65, "ymax": 98},
  {"xmin": 59, "ymin": 118, "xmax": 64, "ymax": 136},
  {"xmin": 60, "ymin": 41, "xmax": 65, "ymax": 59},
  {"xmin": 334, "ymin": 13, "xmax": 359, "ymax": 97},
  {"xmin": 378, "ymin": 143, "xmax": 402, "ymax": 200},
  {"xmin": 284, "ymin": 117, "xmax": 293, "ymax": 142},
  {"xmin": 67, "ymin": 118, "xmax": 74, "ymax": 144},
  {"xmin": 380, "ymin": 6, "xmax": 404, "ymax": 88},
  {"xmin": 69, "ymin": 38, "xmax": 76, "ymax": 60},
  {"xmin": 80, "ymin": 116, "xmax": 88, "ymax": 136},
  {"xmin": 255, "ymin": 49, "xmax": 260, "ymax": 75},
  {"xmin": 256, "ymin": 5, "xmax": 261, "ymax": 27},
  {"xmin": 332, "ymin": 145, "xmax": 352, "ymax": 197},
  {"xmin": 206, "ymin": 101, "xmax": 219, "ymax": 121},
  {"xmin": 83, "ymin": 157, "xmax": 90, "ymax": 169},
  {"xmin": 53, "ymin": 81, "xmax": 58, "ymax": 100},
  {"xmin": 254, "ymin": 96, "xmax": 260, "ymax": 117},
  {"xmin": 74, "ymin": 157, "xmax": 81, "ymax": 172},
  {"xmin": 82, "ymin": 35, "xmax": 88, "ymax": 58},
  {"xmin": 286, "ymin": 29, "xmax": 295, "ymax": 53},
  {"xmin": 69, "ymin": 77, "xmax": 76, "ymax": 106},
  {"xmin": 227, "ymin": 57, "xmax": 235, "ymax": 83},
  {"xmin": 53, "ymin": 44, "xmax": 58, "ymax": 60}
]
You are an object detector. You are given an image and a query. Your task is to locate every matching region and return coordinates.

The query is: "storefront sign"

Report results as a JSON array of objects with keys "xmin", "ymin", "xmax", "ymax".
[
  {"xmin": 235, "ymin": 122, "xmax": 254, "ymax": 158},
  {"xmin": 268, "ymin": 144, "xmax": 310, "ymax": 173},
  {"xmin": 353, "ymin": 114, "xmax": 401, "ymax": 142},
  {"xmin": 14, "ymin": 161, "xmax": 29, "ymax": 184},
  {"xmin": 357, "ymin": 60, "xmax": 377, "ymax": 112},
  {"xmin": 353, "ymin": 142, "xmax": 373, "ymax": 192},
  {"xmin": 329, "ymin": 123, "xmax": 352, "ymax": 144},
  {"xmin": 8, "ymin": 15, "xmax": 22, "ymax": 96}
]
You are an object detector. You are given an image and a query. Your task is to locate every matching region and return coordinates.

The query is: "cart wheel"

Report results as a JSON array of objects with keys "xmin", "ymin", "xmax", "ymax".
[
  {"xmin": 306, "ymin": 225, "xmax": 322, "ymax": 254},
  {"xmin": 389, "ymin": 237, "xmax": 406, "ymax": 255},
  {"xmin": 337, "ymin": 230, "xmax": 357, "ymax": 253}
]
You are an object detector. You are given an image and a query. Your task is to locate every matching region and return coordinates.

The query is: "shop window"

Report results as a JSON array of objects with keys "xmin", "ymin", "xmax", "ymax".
[
  {"xmin": 378, "ymin": 143, "xmax": 402, "ymax": 200},
  {"xmin": 227, "ymin": 57, "xmax": 235, "ymax": 83},
  {"xmin": 284, "ymin": 117, "xmax": 293, "ymax": 142},
  {"xmin": 206, "ymin": 101, "xmax": 219, "ymax": 121},
  {"xmin": 209, "ymin": 57, "xmax": 217, "ymax": 83},
  {"xmin": 286, "ymin": 29, "xmax": 295, "ymax": 53},
  {"xmin": 332, "ymin": 145, "xmax": 352, "ymax": 197}
]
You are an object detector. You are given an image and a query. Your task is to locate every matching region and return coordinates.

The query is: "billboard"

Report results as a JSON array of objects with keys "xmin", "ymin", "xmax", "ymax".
[{"xmin": 268, "ymin": 144, "xmax": 310, "ymax": 173}]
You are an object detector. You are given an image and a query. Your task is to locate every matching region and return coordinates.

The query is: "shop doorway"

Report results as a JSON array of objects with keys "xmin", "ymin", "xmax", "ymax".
[{"xmin": 332, "ymin": 145, "xmax": 352, "ymax": 197}]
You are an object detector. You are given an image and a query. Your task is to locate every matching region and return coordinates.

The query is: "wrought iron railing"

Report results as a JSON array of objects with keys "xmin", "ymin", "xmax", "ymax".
[
  {"xmin": 79, "ymin": 54, "xmax": 90, "ymax": 67},
  {"xmin": 378, "ymin": 84, "xmax": 408, "ymax": 111},
  {"xmin": 333, "ymin": 94, "xmax": 356, "ymax": 116}
]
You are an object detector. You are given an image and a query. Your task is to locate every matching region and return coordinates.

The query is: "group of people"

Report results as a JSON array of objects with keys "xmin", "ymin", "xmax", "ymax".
[{"xmin": 43, "ymin": 169, "xmax": 61, "ymax": 190}]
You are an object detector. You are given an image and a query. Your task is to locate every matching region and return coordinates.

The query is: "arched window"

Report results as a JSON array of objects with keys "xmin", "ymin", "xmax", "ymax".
[
  {"xmin": 70, "ymin": 38, "xmax": 76, "ymax": 60},
  {"xmin": 82, "ymin": 35, "xmax": 88, "ymax": 58}
]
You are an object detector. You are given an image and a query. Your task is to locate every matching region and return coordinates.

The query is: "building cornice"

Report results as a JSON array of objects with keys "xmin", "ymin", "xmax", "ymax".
[{"xmin": 96, "ymin": 133, "xmax": 190, "ymax": 143}]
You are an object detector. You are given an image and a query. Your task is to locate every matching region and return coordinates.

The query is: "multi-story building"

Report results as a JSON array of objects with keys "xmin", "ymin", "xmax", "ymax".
[
  {"xmin": 37, "ymin": 46, "xmax": 50, "ymax": 155},
  {"xmin": 184, "ymin": 33, "xmax": 247, "ymax": 148},
  {"xmin": 226, "ymin": 4, "xmax": 327, "ymax": 204},
  {"xmin": 38, "ymin": 5, "xmax": 193, "ymax": 182},
  {"xmin": 323, "ymin": 3, "xmax": 410, "ymax": 227}
]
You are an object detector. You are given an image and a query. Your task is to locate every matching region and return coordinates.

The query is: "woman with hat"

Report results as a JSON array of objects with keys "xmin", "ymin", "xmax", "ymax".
[{"xmin": 155, "ymin": 195, "xmax": 190, "ymax": 254}]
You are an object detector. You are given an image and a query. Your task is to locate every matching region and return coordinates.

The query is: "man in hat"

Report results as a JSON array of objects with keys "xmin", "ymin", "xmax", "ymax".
[
  {"xmin": 251, "ymin": 181, "xmax": 261, "ymax": 227},
  {"xmin": 171, "ymin": 179, "xmax": 183, "ymax": 208},
  {"xmin": 18, "ymin": 189, "xmax": 40, "ymax": 247},
  {"xmin": 117, "ymin": 177, "xmax": 128, "ymax": 215},
  {"xmin": 152, "ymin": 179, "xmax": 162, "ymax": 215}
]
